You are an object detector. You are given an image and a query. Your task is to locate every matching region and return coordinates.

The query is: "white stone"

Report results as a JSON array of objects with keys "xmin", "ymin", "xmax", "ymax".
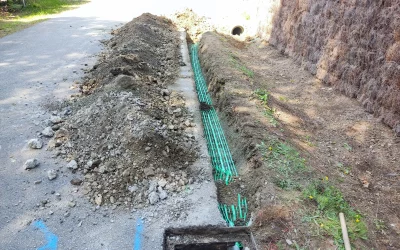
[
  {"xmin": 158, "ymin": 178, "xmax": 168, "ymax": 188},
  {"xmin": 28, "ymin": 139, "xmax": 43, "ymax": 149},
  {"xmin": 148, "ymin": 191, "xmax": 159, "ymax": 205},
  {"xmin": 47, "ymin": 170, "xmax": 57, "ymax": 180},
  {"xmin": 66, "ymin": 160, "xmax": 78, "ymax": 170},
  {"xmin": 50, "ymin": 116, "xmax": 62, "ymax": 124},
  {"xmin": 24, "ymin": 159, "xmax": 39, "ymax": 170},
  {"xmin": 95, "ymin": 194, "xmax": 103, "ymax": 206},
  {"xmin": 42, "ymin": 127, "xmax": 54, "ymax": 137},
  {"xmin": 159, "ymin": 189, "xmax": 168, "ymax": 200}
]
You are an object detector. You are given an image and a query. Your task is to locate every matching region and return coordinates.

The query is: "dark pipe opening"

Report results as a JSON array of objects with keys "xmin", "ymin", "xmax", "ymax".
[{"xmin": 231, "ymin": 26, "xmax": 244, "ymax": 36}]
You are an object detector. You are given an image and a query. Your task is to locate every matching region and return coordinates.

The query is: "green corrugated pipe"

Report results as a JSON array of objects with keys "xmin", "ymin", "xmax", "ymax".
[
  {"xmin": 190, "ymin": 44, "xmax": 238, "ymax": 184},
  {"xmin": 218, "ymin": 194, "xmax": 248, "ymax": 227}
]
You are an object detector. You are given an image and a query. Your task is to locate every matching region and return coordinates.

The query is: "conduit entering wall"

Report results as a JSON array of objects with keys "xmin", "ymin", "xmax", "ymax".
[{"xmin": 190, "ymin": 44, "xmax": 249, "ymax": 227}]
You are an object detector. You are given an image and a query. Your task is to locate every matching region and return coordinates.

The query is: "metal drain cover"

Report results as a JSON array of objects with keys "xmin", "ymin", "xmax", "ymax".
[{"xmin": 163, "ymin": 226, "xmax": 258, "ymax": 250}]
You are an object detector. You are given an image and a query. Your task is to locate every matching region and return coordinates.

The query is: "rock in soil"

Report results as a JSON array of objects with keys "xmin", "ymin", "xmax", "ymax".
[
  {"xmin": 24, "ymin": 159, "xmax": 39, "ymax": 170},
  {"xmin": 50, "ymin": 115, "xmax": 63, "ymax": 124},
  {"xmin": 66, "ymin": 160, "xmax": 78, "ymax": 170},
  {"xmin": 28, "ymin": 139, "xmax": 43, "ymax": 149},
  {"xmin": 148, "ymin": 191, "xmax": 159, "ymax": 205},
  {"xmin": 158, "ymin": 187, "xmax": 168, "ymax": 200},
  {"xmin": 70, "ymin": 178, "xmax": 83, "ymax": 186},
  {"xmin": 95, "ymin": 194, "xmax": 102, "ymax": 206},
  {"xmin": 41, "ymin": 127, "xmax": 54, "ymax": 137},
  {"xmin": 47, "ymin": 170, "xmax": 57, "ymax": 180}
]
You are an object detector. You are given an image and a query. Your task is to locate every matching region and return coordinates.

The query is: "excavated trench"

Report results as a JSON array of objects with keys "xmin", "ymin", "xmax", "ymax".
[
  {"xmin": 189, "ymin": 43, "xmax": 251, "ymax": 228},
  {"xmin": 162, "ymin": 31, "xmax": 257, "ymax": 250}
]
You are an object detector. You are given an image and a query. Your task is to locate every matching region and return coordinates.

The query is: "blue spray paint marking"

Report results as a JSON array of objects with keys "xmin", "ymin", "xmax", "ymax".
[
  {"xmin": 32, "ymin": 220, "xmax": 58, "ymax": 250},
  {"xmin": 133, "ymin": 218, "xmax": 144, "ymax": 250}
]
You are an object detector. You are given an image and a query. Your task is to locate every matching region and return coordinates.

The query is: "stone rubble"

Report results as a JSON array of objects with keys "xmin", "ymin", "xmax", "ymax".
[
  {"xmin": 27, "ymin": 139, "xmax": 43, "ymax": 149},
  {"xmin": 24, "ymin": 159, "xmax": 39, "ymax": 170}
]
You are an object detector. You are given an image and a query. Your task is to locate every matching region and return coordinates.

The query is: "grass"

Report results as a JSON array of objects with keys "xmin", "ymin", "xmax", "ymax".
[
  {"xmin": 257, "ymin": 135, "xmax": 368, "ymax": 248},
  {"xmin": 343, "ymin": 142, "xmax": 352, "ymax": 151},
  {"xmin": 304, "ymin": 135, "xmax": 315, "ymax": 147},
  {"xmin": 258, "ymin": 138, "xmax": 307, "ymax": 190},
  {"xmin": 0, "ymin": 0, "xmax": 88, "ymax": 37},
  {"xmin": 229, "ymin": 53, "xmax": 254, "ymax": 78},
  {"xmin": 336, "ymin": 162, "xmax": 351, "ymax": 175},
  {"xmin": 303, "ymin": 180, "xmax": 368, "ymax": 248},
  {"xmin": 374, "ymin": 219, "xmax": 387, "ymax": 232},
  {"xmin": 278, "ymin": 95, "xmax": 289, "ymax": 102},
  {"xmin": 255, "ymin": 89, "xmax": 278, "ymax": 127}
]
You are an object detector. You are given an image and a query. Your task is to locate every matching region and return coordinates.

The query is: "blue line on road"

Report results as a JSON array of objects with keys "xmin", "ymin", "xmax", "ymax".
[
  {"xmin": 32, "ymin": 220, "xmax": 58, "ymax": 250},
  {"xmin": 133, "ymin": 218, "xmax": 144, "ymax": 250}
]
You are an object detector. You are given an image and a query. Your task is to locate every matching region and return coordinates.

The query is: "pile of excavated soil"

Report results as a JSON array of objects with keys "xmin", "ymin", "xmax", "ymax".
[
  {"xmin": 171, "ymin": 9, "xmax": 215, "ymax": 42},
  {"xmin": 49, "ymin": 14, "xmax": 199, "ymax": 208},
  {"xmin": 198, "ymin": 31, "xmax": 400, "ymax": 249}
]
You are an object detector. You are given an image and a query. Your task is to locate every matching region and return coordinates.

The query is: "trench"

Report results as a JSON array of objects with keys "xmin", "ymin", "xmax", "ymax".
[
  {"xmin": 189, "ymin": 43, "xmax": 250, "ymax": 228},
  {"xmin": 162, "ymin": 31, "xmax": 256, "ymax": 250}
]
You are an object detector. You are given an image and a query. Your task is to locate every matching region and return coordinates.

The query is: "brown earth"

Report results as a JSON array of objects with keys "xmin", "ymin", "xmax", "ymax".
[
  {"xmin": 171, "ymin": 8, "xmax": 216, "ymax": 42},
  {"xmin": 266, "ymin": 0, "xmax": 400, "ymax": 135},
  {"xmin": 47, "ymin": 14, "xmax": 201, "ymax": 208},
  {"xmin": 198, "ymin": 31, "xmax": 400, "ymax": 249}
]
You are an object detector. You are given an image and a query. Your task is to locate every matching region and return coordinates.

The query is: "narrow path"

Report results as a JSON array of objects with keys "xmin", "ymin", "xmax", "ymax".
[{"xmin": 0, "ymin": 2, "xmax": 129, "ymax": 249}]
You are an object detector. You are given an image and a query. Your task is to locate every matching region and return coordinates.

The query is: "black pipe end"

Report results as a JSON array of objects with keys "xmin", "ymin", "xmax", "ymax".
[{"xmin": 231, "ymin": 26, "xmax": 244, "ymax": 36}]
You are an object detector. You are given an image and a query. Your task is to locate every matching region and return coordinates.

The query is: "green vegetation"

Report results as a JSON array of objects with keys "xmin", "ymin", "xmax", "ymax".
[
  {"xmin": 229, "ymin": 53, "xmax": 254, "ymax": 78},
  {"xmin": 258, "ymin": 139, "xmax": 307, "ymax": 190},
  {"xmin": 374, "ymin": 219, "xmax": 387, "ymax": 232},
  {"xmin": 304, "ymin": 135, "xmax": 315, "ymax": 147},
  {"xmin": 238, "ymin": 64, "xmax": 254, "ymax": 78},
  {"xmin": 0, "ymin": 0, "xmax": 88, "ymax": 37},
  {"xmin": 303, "ymin": 181, "xmax": 368, "ymax": 248},
  {"xmin": 336, "ymin": 162, "xmax": 351, "ymax": 175},
  {"xmin": 258, "ymin": 136, "xmax": 367, "ymax": 248},
  {"xmin": 343, "ymin": 142, "xmax": 352, "ymax": 151},
  {"xmin": 255, "ymin": 89, "xmax": 278, "ymax": 126},
  {"xmin": 278, "ymin": 95, "xmax": 289, "ymax": 102}
]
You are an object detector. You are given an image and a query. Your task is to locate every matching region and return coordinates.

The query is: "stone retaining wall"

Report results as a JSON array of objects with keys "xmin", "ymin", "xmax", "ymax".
[{"xmin": 257, "ymin": 0, "xmax": 400, "ymax": 133}]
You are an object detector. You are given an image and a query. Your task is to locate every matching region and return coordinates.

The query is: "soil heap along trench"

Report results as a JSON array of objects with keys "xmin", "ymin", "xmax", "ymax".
[{"xmin": 48, "ymin": 14, "xmax": 201, "ymax": 208}]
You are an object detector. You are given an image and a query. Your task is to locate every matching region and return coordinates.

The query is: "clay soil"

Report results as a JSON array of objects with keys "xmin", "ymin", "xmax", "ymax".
[{"xmin": 198, "ymin": 32, "xmax": 400, "ymax": 249}]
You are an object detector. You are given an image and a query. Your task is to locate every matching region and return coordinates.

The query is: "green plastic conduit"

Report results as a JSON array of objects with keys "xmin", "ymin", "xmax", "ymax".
[
  {"xmin": 190, "ymin": 44, "xmax": 238, "ymax": 184},
  {"xmin": 218, "ymin": 194, "xmax": 248, "ymax": 227},
  {"xmin": 190, "ymin": 44, "xmax": 249, "ymax": 227}
]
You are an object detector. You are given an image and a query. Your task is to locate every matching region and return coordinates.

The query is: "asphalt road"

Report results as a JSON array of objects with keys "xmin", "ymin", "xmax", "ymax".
[{"xmin": 0, "ymin": 1, "xmax": 224, "ymax": 249}]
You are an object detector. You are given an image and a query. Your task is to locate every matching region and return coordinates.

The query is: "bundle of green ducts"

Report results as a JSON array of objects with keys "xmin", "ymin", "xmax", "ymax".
[
  {"xmin": 190, "ymin": 44, "xmax": 238, "ymax": 185},
  {"xmin": 218, "ymin": 194, "xmax": 248, "ymax": 227}
]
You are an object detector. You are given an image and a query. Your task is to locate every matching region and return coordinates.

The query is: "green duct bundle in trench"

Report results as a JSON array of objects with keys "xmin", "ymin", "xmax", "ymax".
[
  {"xmin": 219, "ymin": 194, "xmax": 248, "ymax": 227},
  {"xmin": 190, "ymin": 44, "xmax": 238, "ymax": 185}
]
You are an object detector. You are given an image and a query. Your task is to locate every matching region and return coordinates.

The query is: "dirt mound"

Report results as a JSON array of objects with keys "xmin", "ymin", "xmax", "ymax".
[
  {"xmin": 51, "ymin": 14, "xmax": 199, "ymax": 208},
  {"xmin": 80, "ymin": 13, "xmax": 181, "ymax": 94},
  {"xmin": 171, "ymin": 9, "xmax": 215, "ymax": 42}
]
